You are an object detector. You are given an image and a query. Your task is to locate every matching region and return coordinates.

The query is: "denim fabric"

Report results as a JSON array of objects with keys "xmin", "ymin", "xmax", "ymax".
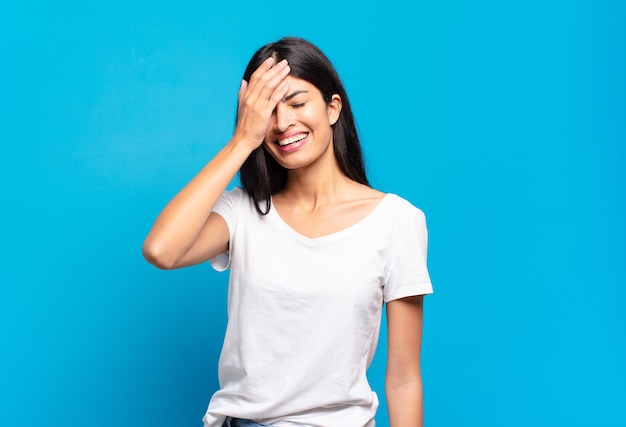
[{"xmin": 222, "ymin": 417, "xmax": 269, "ymax": 427}]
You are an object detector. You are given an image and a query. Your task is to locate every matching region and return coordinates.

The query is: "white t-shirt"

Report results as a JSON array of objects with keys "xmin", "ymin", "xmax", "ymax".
[{"xmin": 202, "ymin": 187, "xmax": 433, "ymax": 427}]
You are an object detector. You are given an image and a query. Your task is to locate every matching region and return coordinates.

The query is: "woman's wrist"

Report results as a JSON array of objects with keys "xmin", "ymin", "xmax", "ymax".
[{"xmin": 227, "ymin": 132, "xmax": 262, "ymax": 157}]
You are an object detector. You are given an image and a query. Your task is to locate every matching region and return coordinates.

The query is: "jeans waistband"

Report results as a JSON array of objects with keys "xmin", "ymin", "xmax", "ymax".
[{"xmin": 223, "ymin": 417, "xmax": 270, "ymax": 427}]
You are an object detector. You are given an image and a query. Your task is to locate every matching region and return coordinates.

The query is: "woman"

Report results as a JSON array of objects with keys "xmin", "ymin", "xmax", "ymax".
[{"xmin": 143, "ymin": 37, "xmax": 433, "ymax": 427}]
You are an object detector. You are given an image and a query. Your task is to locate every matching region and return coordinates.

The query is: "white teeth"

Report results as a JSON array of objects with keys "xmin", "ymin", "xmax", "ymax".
[{"xmin": 277, "ymin": 133, "xmax": 308, "ymax": 146}]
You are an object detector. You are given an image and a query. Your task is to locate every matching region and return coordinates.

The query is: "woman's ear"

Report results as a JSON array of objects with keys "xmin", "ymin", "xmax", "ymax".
[{"xmin": 327, "ymin": 94, "xmax": 342, "ymax": 125}]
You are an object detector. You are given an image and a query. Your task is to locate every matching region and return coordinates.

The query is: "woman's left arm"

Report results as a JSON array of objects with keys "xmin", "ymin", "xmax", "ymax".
[{"xmin": 385, "ymin": 295, "xmax": 425, "ymax": 427}]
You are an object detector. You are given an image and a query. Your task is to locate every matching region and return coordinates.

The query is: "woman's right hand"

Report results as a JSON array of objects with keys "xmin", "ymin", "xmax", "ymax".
[
  {"xmin": 143, "ymin": 58, "xmax": 291, "ymax": 270},
  {"xmin": 233, "ymin": 57, "xmax": 291, "ymax": 151}
]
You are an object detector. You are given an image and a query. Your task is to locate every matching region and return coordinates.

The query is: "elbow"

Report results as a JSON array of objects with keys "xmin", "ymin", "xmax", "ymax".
[
  {"xmin": 385, "ymin": 370, "xmax": 423, "ymax": 392},
  {"xmin": 142, "ymin": 239, "xmax": 178, "ymax": 270},
  {"xmin": 385, "ymin": 360, "xmax": 423, "ymax": 392}
]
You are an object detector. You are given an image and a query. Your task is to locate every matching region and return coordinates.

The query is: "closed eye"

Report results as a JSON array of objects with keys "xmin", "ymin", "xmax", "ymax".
[{"xmin": 292, "ymin": 102, "xmax": 306, "ymax": 108}]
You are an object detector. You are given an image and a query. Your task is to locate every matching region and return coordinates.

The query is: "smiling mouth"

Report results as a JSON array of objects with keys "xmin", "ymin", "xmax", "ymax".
[{"xmin": 276, "ymin": 133, "xmax": 309, "ymax": 146}]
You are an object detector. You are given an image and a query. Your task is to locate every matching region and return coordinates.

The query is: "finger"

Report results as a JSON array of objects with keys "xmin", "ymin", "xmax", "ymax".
[
  {"xmin": 246, "ymin": 57, "xmax": 276, "ymax": 94},
  {"xmin": 255, "ymin": 61, "xmax": 291, "ymax": 104},
  {"xmin": 237, "ymin": 79, "xmax": 248, "ymax": 118},
  {"xmin": 238, "ymin": 79, "xmax": 248, "ymax": 99},
  {"xmin": 247, "ymin": 59, "xmax": 289, "ymax": 102},
  {"xmin": 269, "ymin": 80, "xmax": 291, "ymax": 106}
]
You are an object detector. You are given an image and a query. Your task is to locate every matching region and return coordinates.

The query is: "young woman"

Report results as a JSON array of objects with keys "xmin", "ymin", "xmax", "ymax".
[{"xmin": 143, "ymin": 37, "xmax": 433, "ymax": 427}]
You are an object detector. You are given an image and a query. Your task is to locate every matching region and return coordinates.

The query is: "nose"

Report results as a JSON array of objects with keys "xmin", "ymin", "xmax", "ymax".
[{"xmin": 273, "ymin": 103, "xmax": 294, "ymax": 133}]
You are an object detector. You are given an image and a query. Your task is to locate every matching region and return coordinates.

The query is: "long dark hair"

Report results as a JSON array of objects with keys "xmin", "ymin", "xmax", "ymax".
[{"xmin": 238, "ymin": 37, "xmax": 369, "ymax": 214}]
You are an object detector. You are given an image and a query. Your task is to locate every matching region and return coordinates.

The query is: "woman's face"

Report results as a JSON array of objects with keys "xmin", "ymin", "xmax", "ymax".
[{"xmin": 263, "ymin": 76, "xmax": 341, "ymax": 171}]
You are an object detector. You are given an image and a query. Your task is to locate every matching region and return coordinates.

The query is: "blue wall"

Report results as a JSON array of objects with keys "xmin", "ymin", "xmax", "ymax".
[{"xmin": 1, "ymin": 1, "xmax": 624, "ymax": 426}]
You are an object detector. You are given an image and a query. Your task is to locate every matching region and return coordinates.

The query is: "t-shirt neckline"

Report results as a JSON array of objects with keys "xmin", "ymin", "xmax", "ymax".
[{"xmin": 267, "ymin": 193, "xmax": 393, "ymax": 244}]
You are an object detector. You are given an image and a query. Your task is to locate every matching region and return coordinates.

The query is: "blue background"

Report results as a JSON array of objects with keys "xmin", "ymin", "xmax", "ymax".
[{"xmin": 1, "ymin": 1, "xmax": 624, "ymax": 426}]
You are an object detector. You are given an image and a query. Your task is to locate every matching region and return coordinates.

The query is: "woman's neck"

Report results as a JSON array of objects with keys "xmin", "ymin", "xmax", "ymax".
[{"xmin": 279, "ymin": 160, "xmax": 356, "ymax": 211}]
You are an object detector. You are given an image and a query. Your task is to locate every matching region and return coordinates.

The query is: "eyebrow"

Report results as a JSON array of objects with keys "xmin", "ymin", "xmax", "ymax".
[{"xmin": 283, "ymin": 90, "xmax": 309, "ymax": 102}]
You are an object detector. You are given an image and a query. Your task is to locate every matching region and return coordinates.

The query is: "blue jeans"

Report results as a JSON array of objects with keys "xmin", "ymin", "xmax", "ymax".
[{"xmin": 222, "ymin": 417, "xmax": 269, "ymax": 427}]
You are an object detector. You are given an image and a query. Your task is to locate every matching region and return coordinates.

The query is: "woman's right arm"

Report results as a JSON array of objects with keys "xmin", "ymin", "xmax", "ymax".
[{"xmin": 142, "ymin": 57, "xmax": 291, "ymax": 270}]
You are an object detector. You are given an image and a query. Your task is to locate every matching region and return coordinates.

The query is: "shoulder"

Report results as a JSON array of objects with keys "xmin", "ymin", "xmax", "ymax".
[
  {"xmin": 219, "ymin": 186, "xmax": 255, "ymax": 207},
  {"xmin": 224, "ymin": 186, "xmax": 247, "ymax": 199},
  {"xmin": 375, "ymin": 194, "xmax": 428, "ymax": 246},
  {"xmin": 342, "ymin": 183, "xmax": 386, "ymax": 210},
  {"xmin": 214, "ymin": 186, "xmax": 256, "ymax": 218},
  {"xmin": 381, "ymin": 193, "xmax": 426, "ymax": 221},
  {"xmin": 359, "ymin": 185, "xmax": 386, "ymax": 200}
]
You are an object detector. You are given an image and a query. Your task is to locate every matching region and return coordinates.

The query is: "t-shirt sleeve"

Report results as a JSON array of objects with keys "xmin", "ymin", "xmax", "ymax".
[
  {"xmin": 208, "ymin": 187, "xmax": 244, "ymax": 272},
  {"xmin": 383, "ymin": 209, "xmax": 433, "ymax": 302}
]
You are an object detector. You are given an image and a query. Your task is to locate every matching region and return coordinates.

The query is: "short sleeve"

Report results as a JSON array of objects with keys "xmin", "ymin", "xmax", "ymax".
[
  {"xmin": 383, "ymin": 209, "xmax": 433, "ymax": 302},
  {"xmin": 209, "ymin": 187, "xmax": 245, "ymax": 272}
]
